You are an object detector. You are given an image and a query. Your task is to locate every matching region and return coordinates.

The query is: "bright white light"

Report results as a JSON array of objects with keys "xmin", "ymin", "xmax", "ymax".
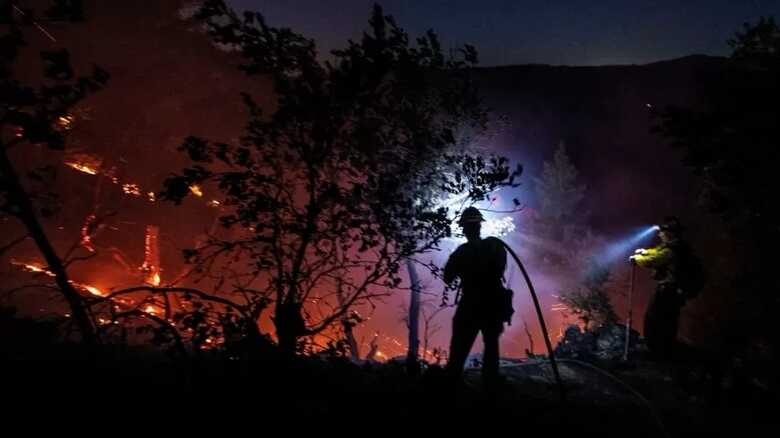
[
  {"xmin": 434, "ymin": 193, "xmax": 516, "ymax": 244},
  {"xmin": 482, "ymin": 216, "xmax": 516, "ymax": 238},
  {"xmin": 597, "ymin": 225, "xmax": 659, "ymax": 265}
]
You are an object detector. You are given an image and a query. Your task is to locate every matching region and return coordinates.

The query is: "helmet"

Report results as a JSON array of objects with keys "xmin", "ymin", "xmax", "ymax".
[
  {"xmin": 458, "ymin": 206, "xmax": 485, "ymax": 226},
  {"xmin": 659, "ymin": 216, "xmax": 683, "ymax": 234}
]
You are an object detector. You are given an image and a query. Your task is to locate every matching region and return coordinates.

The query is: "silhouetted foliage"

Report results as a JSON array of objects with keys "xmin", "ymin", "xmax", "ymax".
[
  {"xmin": 655, "ymin": 17, "xmax": 780, "ymax": 362},
  {"xmin": 162, "ymin": 1, "xmax": 521, "ymax": 355},
  {"xmin": 529, "ymin": 141, "xmax": 589, "ymax": 266},
  {"xmin": 559, "ymin": 260, "xmax": 617, "ymax": 330},
  {"xmin": 1, "ymin": 3, "xmax": 108, "ymax": 345},
  {"xmin": 45, "ymin": 0, "xmax": 85, "ymax": 22},
  {"xmin": 534, "ymin": 142, "xmax": 586, "ymax": 240}
]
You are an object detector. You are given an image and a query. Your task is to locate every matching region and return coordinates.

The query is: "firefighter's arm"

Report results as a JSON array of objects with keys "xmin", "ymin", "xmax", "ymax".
[
  {"xmin": 630, "ymin": 246, "xmax": 672, "ymax": 268},
  {"xmin": 443, "ymin": 248, "xmax": 461, "ymax": 285}
]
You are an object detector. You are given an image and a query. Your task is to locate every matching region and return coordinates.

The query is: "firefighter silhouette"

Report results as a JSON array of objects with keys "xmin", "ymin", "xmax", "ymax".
[
  {"xmin": 443, "ymin": 207, "xmax": 508, "ymax": 387},
  {"xmin": 630, "ymin": 217, "xmax": 705, "ymax": 359}
]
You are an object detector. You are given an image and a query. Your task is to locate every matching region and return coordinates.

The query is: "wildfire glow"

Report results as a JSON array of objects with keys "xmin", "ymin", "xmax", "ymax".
[
  {"xmin": 82, "ymin": 285, "xmax": 104, "ymax": 297},
  {"xmin": 55, "ymin": 114, "xmax": 75, "ymax": 131},
  {"xmin": 122, "ymin": 184, "xmax": 142, "ymax": 196},
  {"xmin": 80, "ymin": 214, "xmax": 97, "ymax": 252},
  {"xmin": 14, "ymin": 261, "xmax": 55, "ymax": 277},
  {"xmin": 189, "ymin": 185, "xmax": 203, "ymax": 197},
  {"xmin": 11, "ymin": 261, "xmax": 105, "ymax": 296},
  {"xmin": 140, "ymin": 225, "xmax": 162, "ymax": 286},
  {"xmin": 65, "ymin": 161, "xmax": 100, "ymax": 175}
]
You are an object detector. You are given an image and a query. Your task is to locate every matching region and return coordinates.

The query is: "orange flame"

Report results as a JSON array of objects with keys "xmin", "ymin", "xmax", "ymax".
[
  {"xmin": 65, "ymin": 161, "xmax": 100, "ymax": 175},
  {"xmin": 122, "ymin": 184, "xmax": 142, "ymax": 196},
  {"xmin": 80, "ymin": 214, "xmax": 97, "ymax": 252},
  {"xmin": 189, "ymin": 185, "xmax": 203, "ymax": 197},
  {"xmin": 82, "ymin": 285, "xmax": 104, "ymax": 297},
  {"xmin": 140, "ymin": 225, "xmax": 162, "ymax": 286},
  {"xmin": 55, "ymin": 115, "xmax": 75, "ymax": 131},
  {"xmin": 10, "ymin": 261, "xmax": 105, "ymax": 296}
]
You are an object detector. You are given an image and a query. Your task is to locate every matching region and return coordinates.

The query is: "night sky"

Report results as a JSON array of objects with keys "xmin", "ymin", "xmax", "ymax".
[{"xmin": 227, "ymin": 0, "xmax": 780, "ymax": 66}]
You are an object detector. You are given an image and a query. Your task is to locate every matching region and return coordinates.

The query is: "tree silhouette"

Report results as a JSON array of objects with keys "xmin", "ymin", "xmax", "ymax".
[
  {"xmin": 162, "ymin": 1, "xmax": 521, "ymax": 357},
  {"xmin": 533, "ymin": 141, "xmax": 585, "ymax": 243},
  {"xmin": 1, "ymin": 4, "xmax": 108, "ymax": 346},
  {"xmin": 656, "ymin": 17, "xmax": 780, "ymax": 359}
]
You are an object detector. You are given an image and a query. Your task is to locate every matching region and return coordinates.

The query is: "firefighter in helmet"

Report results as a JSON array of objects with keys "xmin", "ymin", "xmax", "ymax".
[
  {"xmin": 630, "ymin": 216, "xmax": 704, "ymax": 359},
  {"xmin": 443, "ymin": 207, "xmax": 508, "ymax": 388}
]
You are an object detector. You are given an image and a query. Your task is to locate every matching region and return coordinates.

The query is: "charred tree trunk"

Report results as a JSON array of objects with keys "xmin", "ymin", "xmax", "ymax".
[
  {"xmin": 405, "ymin": 259, "xmax": 421, "ymax": 375},
  {"xmin": 336, "ymin": 279, "xmax": 360, "ymax": 360},
  {"xmin": 364, "ymin": 332, "xmax": 380, "ymax": 362},
  {"xmin": 0, "ymin": 150, "xmax": 97, "ymax": 346},
  {"xmin": 274, "ymin": 299, "xmax": 305, "ymax": 358}
]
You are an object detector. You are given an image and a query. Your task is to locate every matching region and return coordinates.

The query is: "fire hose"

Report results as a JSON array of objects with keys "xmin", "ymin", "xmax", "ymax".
[
  {"xmin": 560, "ymin": 359, "xmax": 671, "ymax": 438},
  {"xmin": 498, "ymin": 242, "xmax": 668, "ymax": 437},
  {"xmin": 499, "ymin": 240, "xmax": 566, "ymax": 401}
]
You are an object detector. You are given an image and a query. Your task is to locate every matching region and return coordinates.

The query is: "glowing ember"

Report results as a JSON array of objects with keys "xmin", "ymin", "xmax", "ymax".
[
  {"xmin": 65, "ymin": 161, "xmax": 100, "ymax": 175},
  {"xmin": 208, "ymin": 199, "xmax": 221, "ymax": 207},
  {"xmin": 13, "ymin": 261, "xmax": 56, "ymax": 277},
  {"xmin": 82, "ymin": 285, "xmax": 104, "ymax": 297},
  {"xmin": 122, "ymin": 184, "xmax": 142, "ymax": 196},
  {"xmin": 80, "ymin": 214, "xmax": 97, "ymax": 252},
  {"xmin": 11, "ymin": 261, "xmax": 105, "ymax": 296},
  {"xmin": 189, "ymin": 185, "xmax": 203, "ymax": 197},
  {"xmin": 64, "ymin": 153, "xmax": 102, "ymax": 176},
  {"xmin": 147, "ymin": 192, "xmax": 156, "ymax": 202},
  {"xmin": 55, "ymin": 114, "xmax": 75, "ymax": 131}
]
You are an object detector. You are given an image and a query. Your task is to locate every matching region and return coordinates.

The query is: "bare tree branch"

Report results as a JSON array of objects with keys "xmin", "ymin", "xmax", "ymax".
[{"xmin": 0, "ymin": 234, "xmax": 29, "ymax": 257}]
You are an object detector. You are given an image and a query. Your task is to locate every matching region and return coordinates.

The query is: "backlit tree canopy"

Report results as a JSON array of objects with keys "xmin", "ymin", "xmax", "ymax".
[{"xmin": 162, "ymin": 1, "xmax": 522, "ymax": 354}]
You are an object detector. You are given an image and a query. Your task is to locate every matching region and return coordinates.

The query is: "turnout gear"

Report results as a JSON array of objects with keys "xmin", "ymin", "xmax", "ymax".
[
  {"xmin": 444, "ymin": 232, "xmax": 509, "ymax": 384},
  {"xmin": 631, "ymin": 219, "xmax": 704, "ymax": 358}
]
